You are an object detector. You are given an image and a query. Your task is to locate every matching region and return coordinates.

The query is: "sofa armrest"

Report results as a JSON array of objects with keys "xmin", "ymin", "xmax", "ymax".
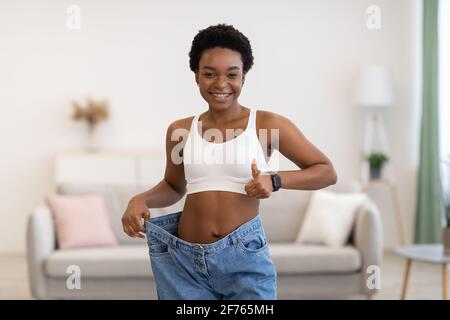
[
  {"xmin": 353, "ymin": 200, "xmax": 383, "ymax": 295},
  {"xmin": 26, "ymin": 206, "xmax": 56, "ymax": 299}
]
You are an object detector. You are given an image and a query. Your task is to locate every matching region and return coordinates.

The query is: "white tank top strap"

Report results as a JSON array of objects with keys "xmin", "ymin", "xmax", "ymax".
[
  {"xmin": 247, "ymin": 108, "xmax": 256, "ymax": 130},
  {"xmin": 189, "ymin": 114, "xmax": 199, "ymax": 139}
]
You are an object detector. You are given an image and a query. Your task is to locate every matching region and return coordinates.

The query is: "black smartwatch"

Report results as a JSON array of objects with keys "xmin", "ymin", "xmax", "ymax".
[{"xmin": 267, "ymin": 171, "xmax": 282, "ymax": 192}]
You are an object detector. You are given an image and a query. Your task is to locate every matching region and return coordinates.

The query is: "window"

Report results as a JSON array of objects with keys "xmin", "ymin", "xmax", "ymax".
[{"xmin": 439, "ymin": 0, "xmax": 450, "ymax": 208}]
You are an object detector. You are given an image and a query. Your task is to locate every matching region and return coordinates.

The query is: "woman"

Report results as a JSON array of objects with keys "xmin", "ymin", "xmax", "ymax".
[{"xmin": 121, "ymin": 24, "xmax": 337, "ymax": 300}]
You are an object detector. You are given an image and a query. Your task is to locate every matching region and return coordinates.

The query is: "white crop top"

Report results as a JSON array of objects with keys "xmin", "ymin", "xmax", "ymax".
[{"xmin": 183, "ymin": 109, "xmax": 270, "ymax": 195}]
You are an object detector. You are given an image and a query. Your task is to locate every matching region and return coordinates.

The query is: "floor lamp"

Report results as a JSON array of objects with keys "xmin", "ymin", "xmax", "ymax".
[
  {"xmin": 354, "ymin": 66, "xmax": 395, "ymax": 187},
  {"xmin": 354, "ymin": 66, "xmax": 405, "ymax": 245}
]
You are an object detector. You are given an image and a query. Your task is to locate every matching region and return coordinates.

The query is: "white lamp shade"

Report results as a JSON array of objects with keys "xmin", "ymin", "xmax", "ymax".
[{"xmin": 354, "ymin": 66, "xmax": 395, "ymax": 108}]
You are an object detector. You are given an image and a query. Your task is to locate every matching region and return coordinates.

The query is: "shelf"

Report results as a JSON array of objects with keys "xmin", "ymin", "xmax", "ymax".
[{"xmin": 54, "ymin": 149, "xmax": 165, "ymax": 186}]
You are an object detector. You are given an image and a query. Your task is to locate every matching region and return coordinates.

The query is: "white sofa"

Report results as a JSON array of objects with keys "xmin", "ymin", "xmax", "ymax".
[{"xmin": 26, "ymin": 181, "xmax": 382, "ymax": 299}]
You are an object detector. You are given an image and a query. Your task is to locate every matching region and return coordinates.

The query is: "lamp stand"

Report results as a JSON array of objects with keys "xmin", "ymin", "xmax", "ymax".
[
  {"xmin": 361, "ymin": 111, "xmax": 405, "ymax": 245},
  {"xmin": 361, "ymin": 111, "xmax": 393, "ymax": 186}
]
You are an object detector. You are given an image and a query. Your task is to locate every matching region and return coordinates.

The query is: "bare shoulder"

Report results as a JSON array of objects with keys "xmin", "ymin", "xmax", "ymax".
[
  {"xmin": 165, "ymin": 116, "xmax": 195, "ymax": 160},
  {"xmin": 168, "ymin": 116, "xmax": 195, "ymax": 132},
  {"xmin": 165, "ymin": 116, "xmax": 195, "ymax": 147},
  {"xmin": 256, "ymin": 109, "xmax": 293, "ymax": 130}
]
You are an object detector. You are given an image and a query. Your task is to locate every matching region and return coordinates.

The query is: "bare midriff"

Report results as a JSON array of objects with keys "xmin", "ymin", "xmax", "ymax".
[
  {"xmin": 177, "ymin": 107, "xmax": 265, "ymax": 244},
  {"xmin": 177, "ymin": 192, "xmax": 259, "ymax": 244}
]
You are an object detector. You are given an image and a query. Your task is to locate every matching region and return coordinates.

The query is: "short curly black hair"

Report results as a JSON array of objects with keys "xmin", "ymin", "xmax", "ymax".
[{"xmin": 188, "ymin": 24, "xmax": 254, "ymax": 74}]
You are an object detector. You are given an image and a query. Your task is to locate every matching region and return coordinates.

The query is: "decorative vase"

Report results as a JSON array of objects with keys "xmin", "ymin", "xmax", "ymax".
[
  {"xmin": 443, "ymin": 228, "xmax": 450, "ymax": 256},
  {"xmin": 369, "ymin": 166, "xmax": 382, "ymax": 180},
  {"xmin": 85, "ymin": 125, "xmax": 100, "ymax": 152}
]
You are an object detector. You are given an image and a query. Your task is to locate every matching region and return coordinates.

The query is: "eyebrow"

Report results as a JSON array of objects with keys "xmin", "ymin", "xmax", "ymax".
[{"xmin": 202, "ymin": 66, "xmax": 241, "ymax": 71}]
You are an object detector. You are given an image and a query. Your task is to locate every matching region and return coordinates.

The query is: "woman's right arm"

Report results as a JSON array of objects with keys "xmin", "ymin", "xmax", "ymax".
[{"xmin": 121, "ymin": 119, "xmax": 188, "ymax": 238}]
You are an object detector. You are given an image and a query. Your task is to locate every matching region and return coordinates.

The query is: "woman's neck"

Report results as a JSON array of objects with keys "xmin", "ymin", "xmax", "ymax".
[{"xmin": 204, "ymin": 103, "xmax": 247, "ymax": 125}]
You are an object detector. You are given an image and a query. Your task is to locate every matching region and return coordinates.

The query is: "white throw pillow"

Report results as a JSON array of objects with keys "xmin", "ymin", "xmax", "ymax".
[{"xmin": 296, "ymin": 190, "xmax": 367, "ymax": 247}]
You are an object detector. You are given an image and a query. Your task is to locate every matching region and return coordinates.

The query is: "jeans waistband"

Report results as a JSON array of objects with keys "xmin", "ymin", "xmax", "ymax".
[{"xmin": 144, "ymin": 211, "xmax": 263, "ymax": 254}]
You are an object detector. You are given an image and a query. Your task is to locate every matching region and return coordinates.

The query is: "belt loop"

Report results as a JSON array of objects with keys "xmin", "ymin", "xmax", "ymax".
[
  {"xmin": 231, "ymin": 234, "xmax": 237, "ymax": 245},
  {"xmin": 171, "ymin": 237, "xmax": 177, "ymax": 248}
]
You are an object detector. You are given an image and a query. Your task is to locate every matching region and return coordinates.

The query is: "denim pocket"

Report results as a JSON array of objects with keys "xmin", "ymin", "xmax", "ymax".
[
  {"xmin": 148, "ymin": 237, "xmax": 171, "ymax": 257},
  {"xmin": 145, "ymin": 220, "xmax": 177, "ymax": 257},
  {"xmin": 237, "ymin": 229, "xmax": 268, "ymax": 254}
]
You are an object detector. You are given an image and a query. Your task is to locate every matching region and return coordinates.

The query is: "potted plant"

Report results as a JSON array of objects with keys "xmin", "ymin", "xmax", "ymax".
[
  {"xmin": 71, "ymin": 97, "xmax": 109, "ymax": 151},
  {"xmin": 365, "ymin": 152, "xmax": 389, "ymax": 180}
]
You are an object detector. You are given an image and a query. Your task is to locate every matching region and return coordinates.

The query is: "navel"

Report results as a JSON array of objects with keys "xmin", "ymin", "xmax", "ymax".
[{"xmin": 211, "ymin": 231, "xmax": 221, "ymax": 238}]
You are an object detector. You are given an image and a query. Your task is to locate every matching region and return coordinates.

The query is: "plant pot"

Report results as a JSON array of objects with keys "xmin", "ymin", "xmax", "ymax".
[
  {"xmin": 85, "ymin": 126, "xmax": 100, "ymax": 152},
  {"xmin": 443, "ymin": 228, "xmax": 450, "ymax": 256},
  {"xmin": 369, "ymin": 166, "xmax": 382, "ymax": 180}
]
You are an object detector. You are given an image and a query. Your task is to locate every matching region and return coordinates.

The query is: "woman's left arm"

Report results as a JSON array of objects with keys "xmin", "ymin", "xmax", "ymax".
[
  {"xmin": 266, "ymin": 111, "xmax": 337, "ymax": 190},
  {"xmin": 245, "ymin": 111, "xmax": 337, "ymax": 198}
]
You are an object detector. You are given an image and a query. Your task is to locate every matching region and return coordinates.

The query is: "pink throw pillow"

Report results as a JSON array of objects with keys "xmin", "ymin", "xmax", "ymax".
[{"xmin": 45, "ymin": 194, "xmax": 118, "ymax": 249}]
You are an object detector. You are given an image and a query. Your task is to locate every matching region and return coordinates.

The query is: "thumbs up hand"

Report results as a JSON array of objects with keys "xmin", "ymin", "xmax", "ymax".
[
  {"xmin": 251, "ymin": 159, "xmax": 260, "ymax": 178},
  {"xmin": 245, "ymin": 159, "xmax": 273, "ymax": 199}
]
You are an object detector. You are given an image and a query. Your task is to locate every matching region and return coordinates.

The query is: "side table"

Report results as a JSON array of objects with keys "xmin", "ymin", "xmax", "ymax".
[{"xmin": 394, "ymin": 244, "xmax": 449, "ymax": 299}]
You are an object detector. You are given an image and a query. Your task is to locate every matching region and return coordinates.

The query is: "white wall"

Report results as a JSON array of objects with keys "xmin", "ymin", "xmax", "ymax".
[{"xmin": 0, "ymin": 0, "xmax": 420, "ymax": 253}]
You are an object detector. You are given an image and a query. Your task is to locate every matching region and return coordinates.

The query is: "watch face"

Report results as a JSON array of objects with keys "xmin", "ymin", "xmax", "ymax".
[
  {"xmin": 271, "ymin": 173, "xmax": 281, "ymax": 190},
  {"xmin": 274, "ymin": 175, "xmax": 281, "ymax": 187}
]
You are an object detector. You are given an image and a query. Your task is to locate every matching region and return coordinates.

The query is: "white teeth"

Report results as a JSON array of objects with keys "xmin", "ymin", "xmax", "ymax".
[{"xmin": 212, "ymin": 93, "xmax": 231, "ymax": 98}]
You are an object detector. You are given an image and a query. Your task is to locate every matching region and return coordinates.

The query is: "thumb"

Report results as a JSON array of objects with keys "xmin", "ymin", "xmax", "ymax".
[
  {"xmin": 251, "ymin": 159, "xmax": 260, "ymax": 178},
  {"xmin": 143, "ymin": 209, "xmax": 151, "ymax": 221}
]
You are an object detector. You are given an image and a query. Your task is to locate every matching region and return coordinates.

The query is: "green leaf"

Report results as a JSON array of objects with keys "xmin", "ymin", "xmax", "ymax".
[{"xmin": 364, "ymin": 152, "xmax": 389, "ymax": 168}]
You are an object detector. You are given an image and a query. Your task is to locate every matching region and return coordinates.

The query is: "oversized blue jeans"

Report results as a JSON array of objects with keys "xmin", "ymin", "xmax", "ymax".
[{"xmin": 144, "ymin": 211, "xmax": 277, "ymax": 300}]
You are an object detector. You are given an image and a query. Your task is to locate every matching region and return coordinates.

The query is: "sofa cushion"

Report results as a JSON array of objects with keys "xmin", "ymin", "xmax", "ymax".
[
  {"xmin": 57, "ymin": 183, "xmax": 147, "ymax": 245},
  {"xmin": 45, "ymin": 245, "xmax": 151, "ymax": 278},
  {"xmin": 296, "ymin": 190, "xmax": 367, "ymax": 247},
  {"xmin": 57, "ymin": 183, "xmax": 185, "ymax": 245},
  {"xmin": 259, "ymin": 189, "xmax": 313, "ymax": 242},
  {"xmin": 45, "ymin": 194, "xmax": 118, "ymax": 249},
  {"xmin": 269, "ymin": 243, "xmax": 362, "ymax": 274},
  {"xmin": 258, "ymin": 180, "xmax": 361, "ymax": 243}
]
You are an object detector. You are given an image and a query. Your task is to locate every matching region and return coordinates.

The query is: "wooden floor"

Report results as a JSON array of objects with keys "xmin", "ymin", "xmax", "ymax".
[
  {"xmin": 0, "ymin": 253, "xmax": 32, "ymax": 300},
  {"xmin": 0, "ymin": 251, "xmax": 447, "ymax": 300}
]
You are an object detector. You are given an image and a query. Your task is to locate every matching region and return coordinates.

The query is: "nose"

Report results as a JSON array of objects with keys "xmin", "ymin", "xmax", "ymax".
[{"xmin": 214, "ymin": 75, "xmax": 228, "ymax": 89}]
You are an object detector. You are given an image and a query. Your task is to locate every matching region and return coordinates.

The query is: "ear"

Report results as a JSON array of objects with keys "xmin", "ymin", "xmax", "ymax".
[{"xmin": 195, "ymin": 72, "xmax": 199, "ymax": 86}]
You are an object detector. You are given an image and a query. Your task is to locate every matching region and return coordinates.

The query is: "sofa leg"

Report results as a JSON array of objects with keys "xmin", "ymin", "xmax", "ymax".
[{"xmin": 367, "ymin": 293, "xmax": 374, "ymax": 300}]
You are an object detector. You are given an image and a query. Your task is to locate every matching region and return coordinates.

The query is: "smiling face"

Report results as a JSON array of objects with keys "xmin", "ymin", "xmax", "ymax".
[{"xmin": 195, "ymin": 47, "xmax": 246, "ymax": 111}]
